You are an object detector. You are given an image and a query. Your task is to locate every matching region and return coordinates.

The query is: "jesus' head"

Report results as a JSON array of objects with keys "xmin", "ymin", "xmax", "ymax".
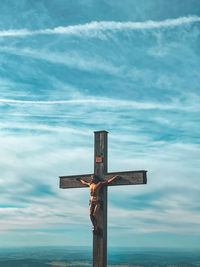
[{"xmin": 91, "ymin": 175, "xmax": 99, "ymax": 184}]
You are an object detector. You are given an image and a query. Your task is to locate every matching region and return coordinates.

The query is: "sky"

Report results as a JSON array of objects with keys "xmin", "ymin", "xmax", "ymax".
[{"xmin": 0, "ymin": 0, "xmax": 200, "ymax": 249}]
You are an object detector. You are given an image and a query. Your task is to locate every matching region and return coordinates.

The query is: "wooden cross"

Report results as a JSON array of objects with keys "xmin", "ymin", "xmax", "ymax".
[{"xmin": 59, "ymin": 131, "xmax": 147, "ymax": 267}]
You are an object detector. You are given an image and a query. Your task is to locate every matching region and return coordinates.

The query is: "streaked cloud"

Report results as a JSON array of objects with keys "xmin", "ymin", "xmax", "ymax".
[
  {"xmin": 0, "ymin": 91, "xmax": 200, "ymax": 111},
  {"xmin": 0, "ymin": 16, "xmax": 199, "ymax": 38},
  {"xmin": 0, "ymin": 1, "xmax": 199, "ymax": 248}
]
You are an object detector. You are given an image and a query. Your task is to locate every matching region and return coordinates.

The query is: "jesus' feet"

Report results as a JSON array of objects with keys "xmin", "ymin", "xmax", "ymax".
[{"xmin": 92, "ymin": 226, "xmax": 102, "ymax": 236}]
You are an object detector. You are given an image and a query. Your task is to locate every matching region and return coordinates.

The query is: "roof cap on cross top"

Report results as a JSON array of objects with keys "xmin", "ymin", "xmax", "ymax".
[{"xmin": 93, "ymin": 130, "xmax": 109, "ymax": 133}]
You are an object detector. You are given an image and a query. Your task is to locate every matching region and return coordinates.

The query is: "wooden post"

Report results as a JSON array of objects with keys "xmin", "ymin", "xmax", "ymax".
[
  {"xmin": 93, "ymin": 131, "xmax": 108, "ymax": 267},
  {"xmin": 59, "ymin": 130, "xmax": 147, "ymax": 267}
]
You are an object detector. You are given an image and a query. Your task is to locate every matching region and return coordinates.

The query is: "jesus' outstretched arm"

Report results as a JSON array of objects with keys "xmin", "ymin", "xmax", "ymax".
[
  {"xmin": 77, "ymin": 178, "xmax": 90, "ymax": 186},
  {"xmin": 100, "ymin": 175, "xmax": 119, "ymax": 185},
  {"xmin": 107, "ymin": 175, "xmax": 120, "ymax": 184}
]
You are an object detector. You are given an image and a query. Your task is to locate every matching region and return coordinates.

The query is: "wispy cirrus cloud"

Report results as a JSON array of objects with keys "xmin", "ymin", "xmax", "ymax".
[
  {"xmin": 0, "ymin": 16, "xmax": 199, "ymax": 38},
  {"xmin": 0, "ymin": 128, "xmax": 199, "ymax": 234},
  {"xmin": 0, "ymin": 46, "xmax": 120, "ymax": 74},
  {"xmin": 0, "ymin": 0, "xmax": 199, "ymax": 248},
  {"xmin": 0, "ymin": 93, "xmax": 200, "ymax": 111}
]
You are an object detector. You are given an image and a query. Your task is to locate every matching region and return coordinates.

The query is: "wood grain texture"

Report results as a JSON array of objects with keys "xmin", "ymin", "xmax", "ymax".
[
  {"xmin": 59, "ymin": 130, "xmax": 147, "ymax": 267},
  {"xmin": 105, "ymin": 170, "xmax": 147, "ymax": 186},
  {"xmin": 93, "ymin": 131, "xmax": 108, "ymax": 267},
  {"xmin": 59, "ymin": 170, "xmax": 147, "ymax": 189},
  {"xmin": 59, "ymin": 174, "xmax": 92, "ymax": 189}
]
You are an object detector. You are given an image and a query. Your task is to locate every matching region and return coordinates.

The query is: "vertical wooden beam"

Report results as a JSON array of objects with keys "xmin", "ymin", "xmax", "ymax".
[{"xmin": 93, "ymin": 130, "xmax": 108, "ymax": 267}]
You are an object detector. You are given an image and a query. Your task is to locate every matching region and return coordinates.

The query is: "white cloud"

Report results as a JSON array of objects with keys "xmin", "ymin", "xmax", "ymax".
[
  {"xmin": 108, "ymin": 190, "xmax": 200, "ymax": 234},
  {"xmin": 0, "ymin": 46, "xmax": 119, "ymax": 74},
  {"xmin": 0, "ymin": 13, "xmax": 199, "ymax": 243},
  {"xmin": 0, "ymin": 16, "xmax": 199, "ymax": 38},
  {"xmin": 0, "ymin": 93, "xmax": 199, "ymax": 111},
  {"xmin": 0, "ymin": 124, "xmax": 199, "ymax": 235}
]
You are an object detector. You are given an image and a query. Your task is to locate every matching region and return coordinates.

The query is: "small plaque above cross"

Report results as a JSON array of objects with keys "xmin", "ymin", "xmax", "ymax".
[{"xmin": 59, "ymin": 131, "xmax": 147, "ymax": 267}]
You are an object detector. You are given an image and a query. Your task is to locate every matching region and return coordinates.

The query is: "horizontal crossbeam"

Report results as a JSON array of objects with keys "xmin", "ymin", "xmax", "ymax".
[
  {"xmin": 59, "ymin": 170, "xmax": 147, "ymax": 189},
  {"xmin": 105, "ymin": 170, "xmax": 147, "ymax": 186},
  {"xmin": 60, "ymin": 174, "xmax": 92, "ymax": 189}
]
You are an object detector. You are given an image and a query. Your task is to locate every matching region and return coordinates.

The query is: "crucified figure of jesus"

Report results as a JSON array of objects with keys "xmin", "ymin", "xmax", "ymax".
[{"xmin": 77, "ymin": 174, "xmax": 119, "ymax": 234}]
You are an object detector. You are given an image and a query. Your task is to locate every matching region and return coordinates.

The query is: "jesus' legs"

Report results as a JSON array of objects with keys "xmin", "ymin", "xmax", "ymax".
[
  {"xmin": 93, "ymin": 203, "xmax": 101, "ymax": 233},
  {"xmin": 89, "ymin": 202, "xmax": 101, "ymax": 234},
  {"xmin": 89, "ymin": 203, "xmax": 97, "ymax": 231}
]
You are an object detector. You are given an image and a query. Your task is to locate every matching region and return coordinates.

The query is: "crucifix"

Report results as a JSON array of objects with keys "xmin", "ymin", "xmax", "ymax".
[{"xmin": 59, "ymin": 131, "xmax": 147, "ymax": 267}]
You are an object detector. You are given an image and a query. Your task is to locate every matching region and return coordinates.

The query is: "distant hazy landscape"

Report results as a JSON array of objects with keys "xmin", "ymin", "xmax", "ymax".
[{"xmin": 0, "ymin": 247, "xmax": 200, "ymax": 267}]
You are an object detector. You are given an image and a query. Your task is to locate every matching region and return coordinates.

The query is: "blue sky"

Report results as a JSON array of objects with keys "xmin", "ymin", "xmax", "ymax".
[{"xmin": 0, "ymin": 0, "xmax": 200, "ymax": 249}]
